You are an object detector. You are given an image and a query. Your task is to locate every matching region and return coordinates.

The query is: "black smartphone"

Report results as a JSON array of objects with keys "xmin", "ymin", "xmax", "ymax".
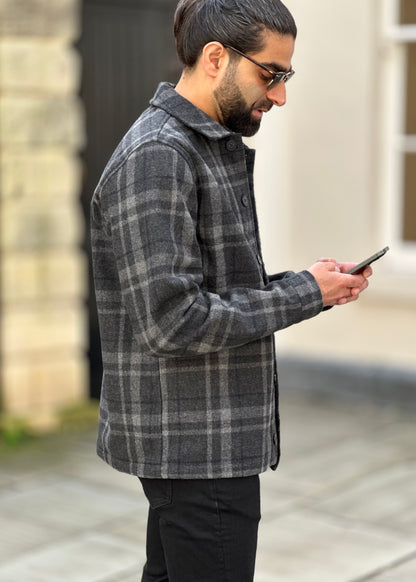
[{"xmin": 346, "ymin": 246, "xmax": 389, "ymax": 274}]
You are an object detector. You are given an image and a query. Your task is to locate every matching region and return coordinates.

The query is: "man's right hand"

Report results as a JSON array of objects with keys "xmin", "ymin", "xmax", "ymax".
[{"xmin": 307, "ymin": 259, "xmax": 372, "ymax": 307}]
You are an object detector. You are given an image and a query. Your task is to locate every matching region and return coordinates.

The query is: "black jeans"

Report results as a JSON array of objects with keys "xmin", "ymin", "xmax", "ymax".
[{"xmin": 139, "ymin": 475, "xmax": 261, "ymax": 582}]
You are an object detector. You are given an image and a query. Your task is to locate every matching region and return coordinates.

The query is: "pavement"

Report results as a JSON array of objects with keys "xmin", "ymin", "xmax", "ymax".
[{"xmin": 0, "ymin": 389, "xmax": 416, "ymax": 582}]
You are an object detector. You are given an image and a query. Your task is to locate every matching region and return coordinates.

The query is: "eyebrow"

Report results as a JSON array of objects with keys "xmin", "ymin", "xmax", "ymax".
[{"xmin": 262, "ymin": 61, "xmax": 292, "ymax": 74}]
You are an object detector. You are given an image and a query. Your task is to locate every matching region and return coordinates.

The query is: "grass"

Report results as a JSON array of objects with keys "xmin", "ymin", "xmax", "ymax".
[{"xmin": 0, "ymin": 400, "xmax": 100, "ymax": 452}]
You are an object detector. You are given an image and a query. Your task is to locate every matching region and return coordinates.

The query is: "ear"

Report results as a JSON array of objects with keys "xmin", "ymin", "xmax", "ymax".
[{"xmin": 201, "ymin": 42, "xmax": 228, "ymax": 79}]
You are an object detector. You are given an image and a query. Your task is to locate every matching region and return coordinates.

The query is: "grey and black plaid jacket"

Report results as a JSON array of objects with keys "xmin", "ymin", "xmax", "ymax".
[{"xmin": 91, "ymin": 83, "xmax": 323, "ymax": 479}]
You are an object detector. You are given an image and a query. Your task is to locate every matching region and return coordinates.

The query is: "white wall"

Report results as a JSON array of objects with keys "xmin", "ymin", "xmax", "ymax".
[{"xmin": 250, "ymin": 0, "xmax": 416, "ymax": 372}]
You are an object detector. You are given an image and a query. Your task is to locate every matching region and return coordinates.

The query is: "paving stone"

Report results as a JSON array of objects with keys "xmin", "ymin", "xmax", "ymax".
[
  {"xmin": 102, "ymin": 564, "xmax": 144, "ymax": 582},
  {"xmin": 1, "ymin": 394, "xmax": 415, "ymax": 582},
  {"xmin": 279, "ymin": 393, "xmax": 397, "ymax": 457},
  {"xmin": 255, "ymin": 509, "xmax": 414, "ymax": 582},
  {"xmin": 0, "ymin": 534, "xmax": 141, "ymax": 582},
  {"xmin": 274, "ymin": 396, "xmax": 415, "ymax": 500},
  {"xmin": 0, "ymin": 515, "xmax": 62, "ymax": 562},
  {"xmin": 56, "ymin": 453, "xmax": 143, "ymax": 496},
  {"xmin": 108, "ymin": 573, "xmax": 143, "ymax": 582},
  {"xmin": 275, "ymin": 430, "xmax": 414, "ymax": 499},
  {"xmin": 101, "ymin": 514, "xmax": 148, "ymax": 546},
  {"xmin": 260, "ymin": 470, "xmax": 307, "ymax": 519},
  {"xmin": 0, "ymin": 477, "xmax": 143, "ymax": 535},
  {"xmin": 366, "ymin": 557, "xmax": 416, "ymax": 581},
  {"xmin": 315, "ymin": 461, "xmax": 416, "ymax": 536},
  {"xmin": 0, "ymin": 430, "xmax": 98, "ymax": 484}
]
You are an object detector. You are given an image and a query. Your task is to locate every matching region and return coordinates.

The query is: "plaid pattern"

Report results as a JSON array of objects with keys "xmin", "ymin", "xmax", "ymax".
[{"xmin": 91, "ymin": 83, "xmax": 323, "ymax": 479}]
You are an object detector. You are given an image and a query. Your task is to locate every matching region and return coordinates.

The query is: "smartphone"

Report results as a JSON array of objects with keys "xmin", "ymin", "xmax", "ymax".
[{"xmin": 346, "ymin": 246, "xmax": 389, "ymax": 274}]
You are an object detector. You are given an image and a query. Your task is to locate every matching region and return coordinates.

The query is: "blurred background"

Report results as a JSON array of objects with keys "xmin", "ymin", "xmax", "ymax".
[{"xmin": 0, "ymin": 0, "xmax": 415, "ymax": 436}]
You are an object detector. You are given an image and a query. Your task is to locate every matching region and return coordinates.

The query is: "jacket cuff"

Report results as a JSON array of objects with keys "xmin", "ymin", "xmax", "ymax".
[{"xmin": 288, "ymin": 270, "xmax": 324, "ymax": 319}]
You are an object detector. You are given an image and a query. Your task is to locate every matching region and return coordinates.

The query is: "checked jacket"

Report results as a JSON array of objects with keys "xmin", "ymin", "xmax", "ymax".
[{"xmin": 91, "ymin": 82, "xmax": 323, "ymax": 479}]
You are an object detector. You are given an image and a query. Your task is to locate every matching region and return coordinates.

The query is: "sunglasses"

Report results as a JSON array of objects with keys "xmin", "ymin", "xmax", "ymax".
[{"xmin": 224, "ymin": 45, "xmax": 295, "ymax": 88}]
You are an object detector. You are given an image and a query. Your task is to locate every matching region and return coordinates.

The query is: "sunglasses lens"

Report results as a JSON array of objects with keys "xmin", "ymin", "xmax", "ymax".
[
  {"xmin": 270, "ymin": 70, "xmax": 295, "ymax": 86},
  {"xmin": 268, "ymin": 74, "xmax": 285, "ymax": 88}
]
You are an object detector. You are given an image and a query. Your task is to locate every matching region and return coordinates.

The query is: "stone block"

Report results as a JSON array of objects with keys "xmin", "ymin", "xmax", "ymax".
[
  {"xmin": 1, "ymin": 353, "xmax": 88, "ymax": 429},
  {"xmin": 0, "ymin": 0, "xmax": 81, "ymax": 40},
  {"xmin": 1, "ymin": 151, "xmax": 82, "ymax": 202},
  {"xmin": 1, "ymin": 197, "xmax": 85, "ymax": 250},
  {"xmin": 2, "ymin": 253, "xmax": 38, "ymax": 303},
  {"xmin": 2, "ymin": 303, "xmax": 87, "ymax": 356},
  {"xmin": 0, "ymin": 39, "xmax": 80, "ymax": 94},
  {"xmin": 0, "ymin": 95, "xmax": 85, "ymax": 148},
  {"xmin": 39, "ymin": 357, "xmax": 88, "ymax": 408},
  {"xmin": 0, "ymin": 362, "xmax": 33, "ymax": 415},
  {"xmin": 1, "ymin": 250, "xmax": 88, "ymax": 302}
]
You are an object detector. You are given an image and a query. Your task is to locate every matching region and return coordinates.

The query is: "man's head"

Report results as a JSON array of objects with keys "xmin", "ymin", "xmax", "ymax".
[
  {"xmin": 174, "ymin": 0, "xmax": 297, "ymax": 69},
  {"xmin": 173, "ymin": 0, "xmax": 297, "ymax": 137}
]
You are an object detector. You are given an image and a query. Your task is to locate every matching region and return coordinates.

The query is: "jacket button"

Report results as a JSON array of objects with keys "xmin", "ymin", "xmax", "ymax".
[
  {"xmin": 241, "ymin": 195, "xmax": 249, "ymax": 207},
  {"xmin": 226, "ymin": 139, "xmax": 237, "ymax": 151}
]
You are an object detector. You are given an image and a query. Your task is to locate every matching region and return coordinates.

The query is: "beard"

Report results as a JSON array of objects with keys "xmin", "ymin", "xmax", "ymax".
[{"xmin": 214, "ymin": 64, "xmax": 272, "ymax": 137}]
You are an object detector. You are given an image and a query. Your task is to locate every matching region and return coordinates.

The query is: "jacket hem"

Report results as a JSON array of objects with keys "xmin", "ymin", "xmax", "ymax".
[{"xmin": 97, "ymin": 446, "xmax": 275, "ymax": 480}]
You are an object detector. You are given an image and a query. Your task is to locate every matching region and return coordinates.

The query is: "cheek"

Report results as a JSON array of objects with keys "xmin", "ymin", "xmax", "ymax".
[
  {"xmin": 248, "ymin": 78, "xmax": 271, "ymax": 102},
  {"xmin": 244, "ymin": 85, "xmax": 266, "ymax": 109}
]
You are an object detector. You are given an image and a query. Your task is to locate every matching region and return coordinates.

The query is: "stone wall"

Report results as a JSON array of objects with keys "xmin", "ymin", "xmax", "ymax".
[{"xmin": 0, "ymin": 0, "xmax": 88, "ymax": 431}]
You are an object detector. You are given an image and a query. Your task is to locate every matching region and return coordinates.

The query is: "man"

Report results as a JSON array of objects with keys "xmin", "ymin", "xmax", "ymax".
[{"xmin": 91, "ymin": 1, "xmax": 371, "ymax": 580}]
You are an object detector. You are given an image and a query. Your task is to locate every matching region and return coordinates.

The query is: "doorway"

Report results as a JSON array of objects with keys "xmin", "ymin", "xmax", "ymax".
[{"xmin": 78, "ymin": 0, "xmax": 181, "ymax": 398}]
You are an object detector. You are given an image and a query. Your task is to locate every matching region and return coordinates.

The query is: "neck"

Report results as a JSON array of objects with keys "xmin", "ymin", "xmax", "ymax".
[{"xmin": 175, "ymin": 70, "xmax": 221, "ymax": 124}]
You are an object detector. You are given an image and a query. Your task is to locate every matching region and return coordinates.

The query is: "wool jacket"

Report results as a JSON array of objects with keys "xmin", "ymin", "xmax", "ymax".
[{"xmin": 91, "ymin": 82, "xmax": 323, "ymax": 479}]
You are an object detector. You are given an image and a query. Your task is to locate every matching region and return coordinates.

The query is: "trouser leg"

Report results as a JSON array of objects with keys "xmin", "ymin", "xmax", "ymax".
[
  {"xmin": 141, "ymin": 506, "xmax": 169, "ymax": 582},
  {"xmin": 140, "ymin": 475, "xmax": 261, "ymax": 582}
]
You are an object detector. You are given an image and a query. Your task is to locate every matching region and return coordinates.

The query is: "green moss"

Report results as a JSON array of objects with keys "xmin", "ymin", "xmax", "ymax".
[
  {"xmin": 0, "ymin": 400, "xmax": 99, "ymax": 452},
  {"xmin": 0, "ymin": 416, "xmax": 32, "ymax": 448},
  {"xmin": 58, "ymin": 400, "xmax": 100, "ymax": 431}
]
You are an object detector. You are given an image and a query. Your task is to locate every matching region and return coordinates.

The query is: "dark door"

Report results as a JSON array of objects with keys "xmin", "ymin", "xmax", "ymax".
[{"xmin": 78, "ymin": 0, "xmax": 181, "ymax": 398}]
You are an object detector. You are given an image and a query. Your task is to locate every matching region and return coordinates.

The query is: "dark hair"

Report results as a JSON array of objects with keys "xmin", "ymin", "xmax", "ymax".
[{"xmin": 174, "ymin": 0, "xmax": 297, "ymax": 68}]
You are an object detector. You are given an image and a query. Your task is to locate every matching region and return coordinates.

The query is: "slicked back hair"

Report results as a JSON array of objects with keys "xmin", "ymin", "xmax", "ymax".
[{"xmin": 174, "ymin": 0, "xmax": 297, "ymax": 68}]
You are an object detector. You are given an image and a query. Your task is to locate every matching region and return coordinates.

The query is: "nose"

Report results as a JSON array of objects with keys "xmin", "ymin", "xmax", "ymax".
[{"xmin": 266, "ymin": 81, "xmax": 287, "ymax": 107}]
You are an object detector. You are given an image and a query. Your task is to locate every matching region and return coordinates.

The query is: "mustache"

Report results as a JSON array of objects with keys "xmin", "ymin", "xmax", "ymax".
[{"xmin": 253, "ymin": 99, "xmax": 274, "ymax": 112}]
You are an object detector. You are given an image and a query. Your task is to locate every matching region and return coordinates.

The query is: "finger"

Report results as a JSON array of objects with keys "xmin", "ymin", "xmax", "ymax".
[
  {"xmin": 352, "ymin": 279, "xmax": 369, "ymax": 295},
  {"xmin": 344, "ymin": 273, "xmax": 366, "ymax": 287},
  {"xmin": 338, "ymin": 262, "xmax": 356, "ymax": 273},
  {"xmin": 338, "ymin": 293, "xmax": 359, "ymax": 306},
  {"xmin": 337, "ymin": 287, "xmax": 352, "ymax": 305},
  {"xmin": 323, "ymin": 260, "xmax": 341, "ymax": 272}
]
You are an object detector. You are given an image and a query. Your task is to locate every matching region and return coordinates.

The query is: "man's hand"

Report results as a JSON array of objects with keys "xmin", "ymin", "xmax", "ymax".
[{"xmin": 307, "ymin": 258, "xmax": 372, "ymax": 307}]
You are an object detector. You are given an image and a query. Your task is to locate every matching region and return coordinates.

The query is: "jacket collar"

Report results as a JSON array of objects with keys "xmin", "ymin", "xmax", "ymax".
[{"xmin": 150, "ymin": 82, "xmax": 238, "ymax": 142}]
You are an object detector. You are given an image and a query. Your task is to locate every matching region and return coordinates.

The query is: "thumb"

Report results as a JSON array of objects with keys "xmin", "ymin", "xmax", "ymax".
[{"xmin": 316, "ymin": 258, "xmax": 341, "ymax": 273}]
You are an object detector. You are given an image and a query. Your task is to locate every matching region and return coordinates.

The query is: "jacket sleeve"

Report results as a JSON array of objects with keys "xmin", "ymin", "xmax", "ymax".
[
  {"xmin": 97, "ymin": 142, "xmax": 323, "ymax": 357},
  {"xmin": 268, "ymin": 271, "xmax": 296, "ymax": 282}
]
